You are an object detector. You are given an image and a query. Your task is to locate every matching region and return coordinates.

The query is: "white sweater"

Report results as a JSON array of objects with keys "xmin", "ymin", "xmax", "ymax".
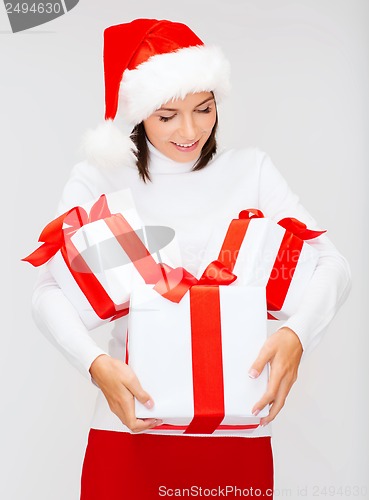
[{"xmin": 31, "ymin": 140, "xmax": 351, "ymax": 438}]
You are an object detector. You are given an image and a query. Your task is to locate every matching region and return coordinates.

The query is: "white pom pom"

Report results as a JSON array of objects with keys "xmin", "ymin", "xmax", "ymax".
[{"xmin": 81, "ymin": 119, "xmax": 138, "ymax": 169}]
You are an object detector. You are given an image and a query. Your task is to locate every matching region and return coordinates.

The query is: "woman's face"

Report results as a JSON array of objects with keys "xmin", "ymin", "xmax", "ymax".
[{"xmin": 143, "ymin": 91, "xmax": 217, "ymax": 163}]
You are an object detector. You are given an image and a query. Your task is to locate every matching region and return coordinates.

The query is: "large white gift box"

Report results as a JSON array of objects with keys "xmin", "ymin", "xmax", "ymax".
[
  {"xmin": 198, "ymin": 210, "xmax": 325, "ymax": 321},
  {"xmin": 127, "ymin": 283, "xmax": 269, "ymax": 434}
]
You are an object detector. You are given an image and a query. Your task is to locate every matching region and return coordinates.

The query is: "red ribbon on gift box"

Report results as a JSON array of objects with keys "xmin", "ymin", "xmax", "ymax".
[
  {"xmin": 216, "ymin": 209, "xmax": 326, "ymax": 318},
  {"xmin": 154, "ymin": 261, "xmax": 237, "ymax": 433},
  {"xmin": 22, "ymin": 195, "xmax": 167, "ymax": 322},
  {"xmin": 132, "ymin": 260, "xmax": 260, "ymax": 434}
]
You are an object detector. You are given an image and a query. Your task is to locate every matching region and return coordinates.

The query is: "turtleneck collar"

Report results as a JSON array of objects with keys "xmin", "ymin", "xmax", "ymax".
[{"xmin": 147, "ymin": 139, "xmax": 200, "ymax": 174}]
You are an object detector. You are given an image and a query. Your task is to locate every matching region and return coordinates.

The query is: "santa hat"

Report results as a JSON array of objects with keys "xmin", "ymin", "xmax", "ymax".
[{"xmin": 83, "ymin": 18, "xmax": 231, "ymax": 169}]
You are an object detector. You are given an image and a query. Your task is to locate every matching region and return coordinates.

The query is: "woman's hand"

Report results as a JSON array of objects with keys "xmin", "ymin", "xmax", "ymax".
[
  {"xmin": 248, "ymin": 327, "xmax": 303, "ymax": 426},
  {"xmin": 89, "ymin": 354, "xmax": 163, "ymax": 433}
]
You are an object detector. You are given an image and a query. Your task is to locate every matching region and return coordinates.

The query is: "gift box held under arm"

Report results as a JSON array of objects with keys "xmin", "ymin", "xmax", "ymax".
[
  {"xmin": 199, "ymin": 209, "xmax": 326, "ymax": 320},
  {"xmin": 23, "ymin": 190, "xmax": 180, "ymax": 329}
]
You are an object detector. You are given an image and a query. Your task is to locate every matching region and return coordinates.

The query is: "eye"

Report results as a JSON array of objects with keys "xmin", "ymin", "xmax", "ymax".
[
  {"xmin": 159, "ymin": 115, "xmax": 174, "ymax": 122},
  {"xmin": 197, "ymin": 106, "xmax": 212, "ymax": 114}
]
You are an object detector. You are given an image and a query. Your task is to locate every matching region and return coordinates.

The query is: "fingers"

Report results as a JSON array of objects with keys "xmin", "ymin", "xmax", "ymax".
[
  {"xmin": 108, "ymin": 381, "xmax": 163, "ymax": 433},
  {"xmin": 130, "ymin": 418, "xmax": 163, "ymax": 433},
  {"xmin": 259, "ymin": 399, "xmax": 284, "ymax": 426},
  {"xmin": 93, "ymin": 357, "xmax": 163, "ymax": 433},
  {"xmin": 123, "ymin": 383, "xmax": 164, "ymax": 433},
  {"xmin": 248, "ymin": 328, "xmax": 302, "ymax": 426},
  {"xmin": 123, "ymin": 365, "xmax": 155, "ymax": 409},
  {"xmin": 259, "ymin": 376, "xmax": 293, "ymax": 426},
  {"xmin": 251, "ymin": 363, "xmax": 296, "ymax": 425},
  {"xmin": 248, "ymin": 342, "xmax": 273, "ymax": 380}
]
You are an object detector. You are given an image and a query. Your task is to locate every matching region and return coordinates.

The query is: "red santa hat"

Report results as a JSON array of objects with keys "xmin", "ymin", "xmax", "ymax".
[{"xmin": 83, "ymin": 18, "xmax": 231, "ymax": 169}]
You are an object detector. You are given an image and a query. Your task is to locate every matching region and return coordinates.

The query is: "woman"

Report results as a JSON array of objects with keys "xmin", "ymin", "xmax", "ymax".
[{"xmin": 30, "ymin": 19, "xmax": 351, "ymax": 499}]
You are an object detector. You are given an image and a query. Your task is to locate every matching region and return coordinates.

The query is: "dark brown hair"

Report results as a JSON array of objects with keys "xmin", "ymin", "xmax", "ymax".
[{"xmin": 130, "ymin": 112, "xmax": 219, "ymax": 183}]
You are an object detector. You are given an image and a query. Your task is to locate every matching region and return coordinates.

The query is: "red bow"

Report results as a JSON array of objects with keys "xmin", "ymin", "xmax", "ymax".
[
  {"xmin": 153, "ymin": 259, "xmax": 237, "ymax": 303},
  {"xmin": 22, "ymin": 195, "xmax": 112, "ymax": 267},
  {"xmin": 238, "ymin": 209, "xmax": 326, "ymax": 240}
]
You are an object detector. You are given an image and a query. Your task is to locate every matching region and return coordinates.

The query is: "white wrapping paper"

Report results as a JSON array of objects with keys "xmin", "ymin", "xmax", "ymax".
[
  {"xmin": 47, "ymin": 189, "xmax": 181, "ymax": 329},
  {"xmin": 127, "ymin": 284, "xmax": 269, "ymax": 432},
  {"xmin": 198, "ymin": 217, "xmax": 319, "ymax": 320}
]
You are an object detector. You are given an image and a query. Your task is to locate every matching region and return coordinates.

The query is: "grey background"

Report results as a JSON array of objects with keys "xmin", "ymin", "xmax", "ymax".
[{"xmin": 1, "ymin": 0, "xmax": 368, "ymax": 498}]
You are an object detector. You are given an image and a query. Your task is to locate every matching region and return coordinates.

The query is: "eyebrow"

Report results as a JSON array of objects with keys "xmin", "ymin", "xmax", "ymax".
[{"xmin": 157, "ymin": 96, "xmax": 215, "ymax": 112}]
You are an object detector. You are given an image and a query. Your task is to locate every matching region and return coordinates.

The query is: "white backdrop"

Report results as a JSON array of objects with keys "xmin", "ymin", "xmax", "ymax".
[{"xmin": 1, "ymin": 1, "xmax": 368, "ymax": 499}]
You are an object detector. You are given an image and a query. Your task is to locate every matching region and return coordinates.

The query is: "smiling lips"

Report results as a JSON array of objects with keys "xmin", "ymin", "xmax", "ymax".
[{"xmin": 171, "ymin": 140, "xmax": 200, "ymax": 152}]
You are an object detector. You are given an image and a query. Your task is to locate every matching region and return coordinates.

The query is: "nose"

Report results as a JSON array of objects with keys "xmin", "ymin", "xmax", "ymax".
[{"xmin": 178, "ymin": 114, "xmax": 197, "ymax": 140}]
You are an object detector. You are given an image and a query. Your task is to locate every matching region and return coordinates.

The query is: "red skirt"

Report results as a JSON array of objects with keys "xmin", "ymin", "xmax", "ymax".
[{"xmin": 80, "ymin": 428, "xmax": 274, "ymax": 499}]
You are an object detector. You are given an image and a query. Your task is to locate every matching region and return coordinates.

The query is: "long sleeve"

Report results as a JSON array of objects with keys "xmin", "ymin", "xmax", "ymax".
[
  {"xmin": 32, "ymin": 266, "xmax": 109, "ymax": 381},
  {"xmin": 31, "ymin": 163, "xmax": 111, "ymax": 383},
  {"xmin": 258, "ymin": 152, "xmax": 351, "ymax": 358}
]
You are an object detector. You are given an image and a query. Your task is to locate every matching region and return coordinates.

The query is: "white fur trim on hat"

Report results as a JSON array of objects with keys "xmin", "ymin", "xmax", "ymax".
[
  {"xmin": 119, "ymin": 44, "xmax": 231, "ymax": 125},
  {"xmin": 81, "ymin": 120, "xmax": 137, "ymax": 169}
]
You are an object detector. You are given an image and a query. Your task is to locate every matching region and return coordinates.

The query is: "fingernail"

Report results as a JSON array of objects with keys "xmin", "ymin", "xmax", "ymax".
[
  {"xmin": 248, "ymin": 368, "xmax": 259, "ymax": 379},
  {"xmin": 144, "ymin": 399, "xmax": 154, "ymax": 409},
  {"xmin": 252, "ymin": 409, "xmax": 260, "ymax": 416},
  {"xmin": 154, "ymin": 419, "xmax": 163, "ymax": 425}
]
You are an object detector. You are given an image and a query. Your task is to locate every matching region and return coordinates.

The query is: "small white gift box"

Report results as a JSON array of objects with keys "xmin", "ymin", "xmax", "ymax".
[
  {"xmin": 28, "ymin": 189, "xmax": 181, "ymax": 330},
  {"xmin": 198, "ymin": 210, "xmax": 325, "ymax": 321}
]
